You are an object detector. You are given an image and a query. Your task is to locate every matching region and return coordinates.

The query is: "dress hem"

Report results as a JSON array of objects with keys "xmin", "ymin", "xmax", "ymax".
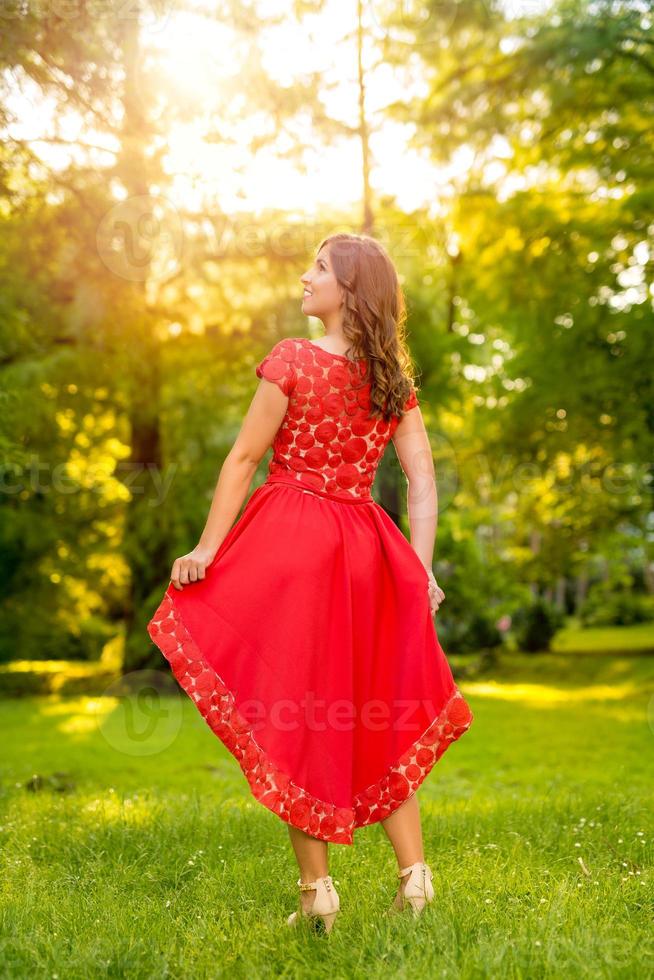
[{"xmin": 147, "ymin": 590, "xmax": 474, "ymax": 846}]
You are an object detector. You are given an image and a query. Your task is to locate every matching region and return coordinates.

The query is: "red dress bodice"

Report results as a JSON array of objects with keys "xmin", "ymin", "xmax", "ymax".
[{"xmin": 255, "ymin": 337, "xmax": 419, "ymax": 501}]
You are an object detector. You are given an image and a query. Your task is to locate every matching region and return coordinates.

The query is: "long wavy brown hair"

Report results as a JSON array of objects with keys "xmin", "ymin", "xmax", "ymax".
[{"xmin": 316, "ymin": 233, "xmax": 419, "ymax": 423}]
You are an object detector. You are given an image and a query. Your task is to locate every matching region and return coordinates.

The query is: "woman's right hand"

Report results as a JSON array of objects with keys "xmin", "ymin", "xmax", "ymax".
[
  {"xmin": 426, "ymin": 568, "xmax": 445, "ymax": 616},
  {"xmin": 170, "ymin": 546, "xmax": 216, "ymax": 591}
]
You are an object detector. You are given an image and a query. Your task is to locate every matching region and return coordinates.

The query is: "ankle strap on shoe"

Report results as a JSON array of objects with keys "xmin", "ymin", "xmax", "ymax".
[
  {"xmin": 397, "ymin": 862, "xmax": 430, "ymax": 878},
  {"xmin": 297, "ymin": 874, "xmax": 333, "ymax": 890}
]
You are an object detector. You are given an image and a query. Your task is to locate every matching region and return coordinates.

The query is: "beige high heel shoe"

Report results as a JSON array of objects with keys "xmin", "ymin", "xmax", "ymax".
[
  {"xmin": 389, "ymin": 861, "xmax": 434, "ymax": 917},
  {"xmin": 286, "ymin": 874, "xmax": 340, "ymax": 934}
]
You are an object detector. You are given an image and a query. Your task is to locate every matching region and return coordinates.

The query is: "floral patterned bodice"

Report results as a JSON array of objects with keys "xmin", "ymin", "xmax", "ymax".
[{"xmin": 255, "ymin": 337, "xmax": 419, "ymax": 501}]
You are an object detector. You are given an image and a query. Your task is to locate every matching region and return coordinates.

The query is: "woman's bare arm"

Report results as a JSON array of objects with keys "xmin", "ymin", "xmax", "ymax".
[
  {"xmin": 391, "ymin": 406, "xmax": 445, "ymax": 615},
  {"xmin": 170, "ymin": 378, "xmax": 289, "ymax": 589},
  {"xmin": 391, "ymin": 406, "xmax": 437, "ymax": 569}
]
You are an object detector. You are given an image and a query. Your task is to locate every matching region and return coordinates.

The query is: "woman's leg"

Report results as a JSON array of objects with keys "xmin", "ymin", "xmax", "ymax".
[
  {"xmin": 380, "ymin": 792, "xmax": 425, "ymax": 906},
  {"xmin": 287, "ymin": 825, "xmax": 330, "ymax": 912}
]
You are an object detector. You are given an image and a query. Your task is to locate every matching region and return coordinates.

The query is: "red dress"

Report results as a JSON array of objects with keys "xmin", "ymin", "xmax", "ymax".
[{"xmin": 147, "ymin": 337, "xmax": 474, "ymax": 845}]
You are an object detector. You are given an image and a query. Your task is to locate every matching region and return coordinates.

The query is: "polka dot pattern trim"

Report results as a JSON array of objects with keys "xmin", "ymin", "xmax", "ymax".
[
  {"xmin": 254, "ymin": 337, "xmax": 419, "ymax": 502},
  {"xmin": 147, "ymin": 591, "xmax": 474, "ymax": 846}
]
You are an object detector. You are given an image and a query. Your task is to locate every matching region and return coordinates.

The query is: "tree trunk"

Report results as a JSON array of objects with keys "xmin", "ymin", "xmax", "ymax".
[
  {"xmin": 117, "ymin": 17, "xmax": 166, "ymax": 673},
  {"xmin": 357, "ymin": 0, "xmax": 374, "ymax": 236},
  {"xmin": 575, "ymin": 569, "xmax": 589, "ymax": 610},
  {"xmin": 555, "ymin": 576, "xmax": 566, "ymax": 609}
]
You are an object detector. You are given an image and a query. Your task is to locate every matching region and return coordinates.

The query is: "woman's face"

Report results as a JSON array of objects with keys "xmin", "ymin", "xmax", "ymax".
[{"xmin": 300, "ymin": 246, "xmax": 343, "ymax": 320}]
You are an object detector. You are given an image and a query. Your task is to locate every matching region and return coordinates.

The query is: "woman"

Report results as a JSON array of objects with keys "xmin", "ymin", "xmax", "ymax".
[{"xmin": 147, "ymin": 233, "xmax": 474, "ymax": 935}]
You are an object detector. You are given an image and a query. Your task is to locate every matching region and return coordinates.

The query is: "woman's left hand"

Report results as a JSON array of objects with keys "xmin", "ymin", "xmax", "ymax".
[{"xmin": 426, "ymin": 568, "xmax": 445, "ymax": 616}]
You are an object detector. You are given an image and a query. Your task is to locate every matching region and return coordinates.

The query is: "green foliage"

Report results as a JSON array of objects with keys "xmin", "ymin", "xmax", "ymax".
[
  {"xmin": 579, "ymin": 587, "xmax": 654, "ymax": 628},
  {"xmin": 512, "ymin": 598, "xmax": 567, "ymax": 653},
  {"xmin": 465, "ymin": 611, "xmax": 503, "ymax": 651},
  {"xmin": 0, "ymin": 0, "xmax": 652, "ymax": 672}
]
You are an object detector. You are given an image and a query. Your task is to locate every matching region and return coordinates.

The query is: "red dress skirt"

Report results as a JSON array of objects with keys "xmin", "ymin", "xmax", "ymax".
[{"xmin": 147, "ymin": 337, "xmax": 474, "ymax": 845}]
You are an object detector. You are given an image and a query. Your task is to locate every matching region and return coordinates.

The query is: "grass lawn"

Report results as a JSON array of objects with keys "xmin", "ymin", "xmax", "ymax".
[
  {"xmin": 552, "ymin": 621, "xmax": 654, "ymax": 656},
  {"xmin": 0, "ymin": 650, "xmax": 652, "ymax": 979}
]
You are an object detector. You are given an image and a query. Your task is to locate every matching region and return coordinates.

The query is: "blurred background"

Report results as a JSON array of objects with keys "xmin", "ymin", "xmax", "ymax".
[
  {"xmin": 1, "ymin": 1, "xmax": 653, "ymax": 974},
  {"xmin": 1, "ymin": 0, "xmax": 652, "ymax": 682}
]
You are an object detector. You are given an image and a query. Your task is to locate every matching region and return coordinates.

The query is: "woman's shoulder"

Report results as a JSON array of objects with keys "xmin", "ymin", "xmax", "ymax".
[
  {"xmin": 403, "ymin": 382, "xmax": 419, "ymax": 412},
  {"xmin": 254, "ymin": 337, "xmax": 304, "ymax": 395},
  {"xmin": 261, "ymin": 336, "xmax": 305, "ymax": 361}
]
